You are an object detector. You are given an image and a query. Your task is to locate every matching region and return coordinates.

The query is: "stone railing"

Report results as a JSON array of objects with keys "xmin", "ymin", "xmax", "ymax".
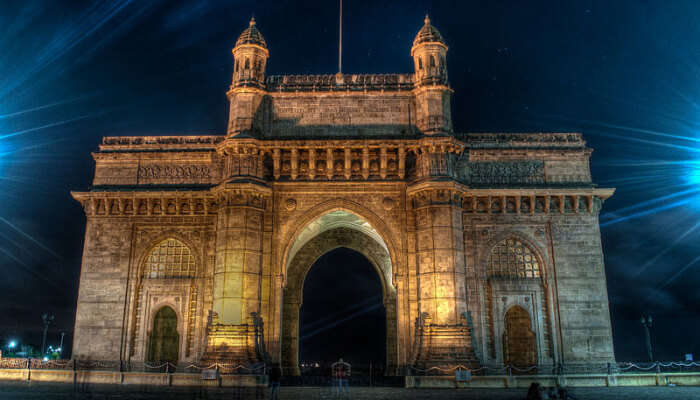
[
  {"xmin": 100, "ymin": 136, "xmax": 223, "ymax": 151},
  {"xmin": 464, "ymin": 133, "xmax": 586, "ymax": 149},
  {"xmin": 265, "ymin": 73, "xmax": 414, "ymax": 92}
]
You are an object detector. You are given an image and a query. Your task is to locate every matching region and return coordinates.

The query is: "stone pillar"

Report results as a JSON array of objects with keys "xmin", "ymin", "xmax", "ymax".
[
  {"xmin": 308, "ymin": 148, "xmax": 316, "ymax": 180},
  {"xmin": 204, "ymin": 139, "xmax": 271, "ymax": 364},
  {"xmin": 290, "ymin": 148, "xmax": 298, "ymax": 180},
  {"xmin": 344, "ymin": 148, "xmax": 352, "ymax": 180},
  {"xmin": 326, "ymin": 148, "xmax": 334, "ymax": 180},
  {"xmin": 408, "ymin": 183, "xmax": 478, "ymax": 369},
  {"xmin": 203, "ymin": 184, "xmax": 270, "ymax": 364}
]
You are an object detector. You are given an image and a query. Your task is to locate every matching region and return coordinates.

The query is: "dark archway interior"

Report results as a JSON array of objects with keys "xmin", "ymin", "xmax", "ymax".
[
  {"xmin": 299, "ymin": 247, "xmax": 386, "ymax": 372},
  {"xmin": 147, "ymin": 306, "xmax": 179, "ymax": 363}
]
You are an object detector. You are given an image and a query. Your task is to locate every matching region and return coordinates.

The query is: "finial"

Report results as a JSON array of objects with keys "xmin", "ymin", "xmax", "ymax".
[
  {"xmin": 249, "ymin": 16, "xmax": 256, "ymax": 26},
  {"xmin": 424, "ymin": 14, "xmax": 430, "ymax": 24}
]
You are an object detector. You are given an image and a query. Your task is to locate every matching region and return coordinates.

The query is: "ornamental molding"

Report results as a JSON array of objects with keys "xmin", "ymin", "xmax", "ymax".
[
  {"xmin": 72, "ymin": 191, "xmax": 216, "ymax": 217},
  {"xmin": 464, "ymin": 161, "xmax": 545, "ymax": 185},
  {"xmin": 406, "ymin": 184, "xmax": 612, "ymax": 214},
  {"xmin": 138, "ymin": 164, "xmax": 211, "ymax": 179}
]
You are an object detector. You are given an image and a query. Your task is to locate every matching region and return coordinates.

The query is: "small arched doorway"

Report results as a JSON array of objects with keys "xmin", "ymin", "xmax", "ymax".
[
  {"xmin": 147, "ymin": 306, "xmax": 179, "ymax": 364},
  {"xmin": 503, "ymin": 305, "xmax": 536, "ymax": 367}
]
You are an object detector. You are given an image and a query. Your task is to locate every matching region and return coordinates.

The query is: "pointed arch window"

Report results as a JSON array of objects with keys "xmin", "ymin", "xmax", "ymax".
[
  {"xmin": 144, "ymin": 239, "xmax": 195, "ymax": 278},
  {"xmin": 429, "ymin": 55, "xmax": 436, "ymax": 67},
  {"xmin": 487, "ymin": 238, "xmax": 540, "ymax": 279},
  {"xmin": 418, "ymin": 57, "xmax": 423, "ymax": 69},
  {"xmin": 245, "ymin": 58, "xmax": 250, "ymax": 69}
]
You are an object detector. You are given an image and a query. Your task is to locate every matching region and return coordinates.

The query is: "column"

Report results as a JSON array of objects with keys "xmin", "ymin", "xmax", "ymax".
[{"xmin": 308, "ymin": 148, "xmax": 316, "ymax": 180}]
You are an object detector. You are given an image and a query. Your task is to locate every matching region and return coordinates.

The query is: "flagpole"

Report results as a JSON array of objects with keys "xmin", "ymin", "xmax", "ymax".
[{"xmin": 338, "ymin": 0, "xmax": 342, "ymax": 74}]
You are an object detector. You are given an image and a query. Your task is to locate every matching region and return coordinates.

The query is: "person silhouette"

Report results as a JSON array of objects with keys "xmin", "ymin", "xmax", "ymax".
[{"xmin": 331, "ymin": 358, "xmax": 351, "ymax": 398}]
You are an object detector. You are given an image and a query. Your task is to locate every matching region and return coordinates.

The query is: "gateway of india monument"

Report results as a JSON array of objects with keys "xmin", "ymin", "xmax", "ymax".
[{"xmin": 71, "ymin": 16, "xmax": 616, "ymax": 374}]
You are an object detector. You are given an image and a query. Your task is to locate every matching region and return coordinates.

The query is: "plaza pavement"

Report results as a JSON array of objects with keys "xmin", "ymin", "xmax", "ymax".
[{"xmin": 1, "ymin": 382, "xmax": 700, "ymax": 399}]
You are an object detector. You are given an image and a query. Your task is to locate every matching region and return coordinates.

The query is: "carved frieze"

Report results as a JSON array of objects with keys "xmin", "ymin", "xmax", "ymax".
[
  {"xmin": 138, "ymin": 164, "xmax": 212, "ymax": 181},
  {"xmin": 464, "ymin": 161, "xmax": 545, "ymax": 185}
]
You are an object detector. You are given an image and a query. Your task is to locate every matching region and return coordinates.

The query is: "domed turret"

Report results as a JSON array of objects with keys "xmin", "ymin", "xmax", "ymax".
[
  {"xmin": 411, "ymin": 15, "xmax": 452, "ymax": 135},
  {"xmin": 231, "ymin": 17, "xmax": 269, "ymax": 89},
  {"xmin": 227, "ymin": 18, "xmax": 270, "ymax": 136},
  {"xmin": 411, "ymin": 15, "xmax": 448, "ymax": 86},
  {"xmin": 235, "ymin": 17, "xmax": 267, "ymax": 48},
  {"xmin": 413, "ymin": 15, "xmax": 445, "ymax": 48}
]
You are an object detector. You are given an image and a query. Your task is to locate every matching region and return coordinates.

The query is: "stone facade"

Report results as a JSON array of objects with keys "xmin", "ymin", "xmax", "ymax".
[{"xmin": 71, "ymin": 17, "xmax": 616, "ymax": 374}]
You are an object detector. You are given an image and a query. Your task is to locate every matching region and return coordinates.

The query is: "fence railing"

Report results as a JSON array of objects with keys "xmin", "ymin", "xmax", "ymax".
[
  {"xmin": 409, "ymin": 361, "xmax": 700, "ymax": 376},
  {"xmin": 0, "ymin": 358, "xmax": 266, "ymax": 375},
  {"xmin": 2, "ymin": 358, "xmax": 700, "ymax": 377}
]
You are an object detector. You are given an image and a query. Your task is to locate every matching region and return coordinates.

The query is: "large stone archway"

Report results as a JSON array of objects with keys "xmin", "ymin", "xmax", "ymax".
[{"xmin": 281, "ymin": 224, "xmax": 397, "ymax": 376}]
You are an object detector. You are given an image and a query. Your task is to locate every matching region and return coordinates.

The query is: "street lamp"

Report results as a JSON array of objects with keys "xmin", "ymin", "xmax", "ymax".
[
  {"xmin": 8, "ymin": 340, "xmax": 16, "ymax": 349},
  {"xmin": 41, "ymin": 313, "xmax": 54, "ymax": 355},
  {"xmin": 640, "ymin": 315, "xmax": 653, "ymax": 362}
]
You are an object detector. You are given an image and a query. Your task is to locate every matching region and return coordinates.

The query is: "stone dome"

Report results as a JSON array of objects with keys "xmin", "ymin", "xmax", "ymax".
[
  {"xmin": 235, "ymin": 17, "xmax": 267, "ymax": 48},
  {"xmin": 413, "ymin": 15, "xmax": 445, "ymax": 47}
]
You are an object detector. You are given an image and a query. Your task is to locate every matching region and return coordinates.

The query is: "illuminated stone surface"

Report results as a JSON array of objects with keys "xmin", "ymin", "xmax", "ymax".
[{"xmin": 70, "ymin": 17, "xmax": 616, "ymax": 373}]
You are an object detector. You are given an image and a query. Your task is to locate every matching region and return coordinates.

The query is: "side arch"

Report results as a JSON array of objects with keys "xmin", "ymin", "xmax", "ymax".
[
  {"xmin": 147, "ymin": 305, "xmax": 180, "ymax": 364},
  {"xmin": 503, "ymin": 305, "xmax": 536, "ymax": 368},
  {"xmin": 135, "ymin": 232, "xmax": 204, "ymax": 279},
  {"xmin": 479, "ymin": 231, "xmax": 548, "ymax": 281},
  {"xmin": 480, "ymin": 231, "xmax": 556, "ymax": 366},
  {"xmin": 127, "ymin": 234, "xmax": 202, "ymax": 364}
]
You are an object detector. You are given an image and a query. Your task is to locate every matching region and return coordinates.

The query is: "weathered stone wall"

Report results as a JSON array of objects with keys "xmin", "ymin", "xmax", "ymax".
[
  {"xmin": 73, "ymin": 218, "xmax": 133, "ymax": 360},
  {"xmin": 550, "ymin": 214, "xmax": 615, "ymax": 363},
  {"xmin": 92, "ymin": 151, "xmax": 221, "ymax": 187},
  {"xmin": 261, "ymin": 93, "xmax": 416, "ymax": 138}
]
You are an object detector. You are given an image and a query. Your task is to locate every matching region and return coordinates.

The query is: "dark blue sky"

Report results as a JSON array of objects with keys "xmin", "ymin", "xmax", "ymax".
[{"xmin": 1, "ymin": 1, "xmax": 700, "ymax": 362}]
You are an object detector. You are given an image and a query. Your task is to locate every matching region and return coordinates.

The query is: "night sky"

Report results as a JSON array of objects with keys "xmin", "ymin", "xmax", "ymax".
[{"xmin": 1, "ymin": 1, "xmax": 700, "ymax": 363}]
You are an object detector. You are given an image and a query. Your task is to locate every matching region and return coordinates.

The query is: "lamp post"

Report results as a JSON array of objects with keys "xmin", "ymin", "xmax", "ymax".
[
  {"xmin": 640, "ymin": 315, "xmax": 653, "ymax": 362},
  {"xmin": 41, "ymin": 313, "xmax": 54, "ymax": 355}
]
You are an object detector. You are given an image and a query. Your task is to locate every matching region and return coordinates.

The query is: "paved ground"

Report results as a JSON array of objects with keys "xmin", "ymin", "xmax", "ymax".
[{"xmin": 1, "ymin": 382, "xmax": 700, "ymax": 400}]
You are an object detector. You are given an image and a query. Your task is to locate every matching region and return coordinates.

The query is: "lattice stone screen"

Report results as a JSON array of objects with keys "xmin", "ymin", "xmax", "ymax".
[
  {"xmin": 144, "ymin": 239, "xmax": 195, "ymax": 278},
  {"xmin": 487, "ymin": 238, "xmax": 540, "ymax": 279}
]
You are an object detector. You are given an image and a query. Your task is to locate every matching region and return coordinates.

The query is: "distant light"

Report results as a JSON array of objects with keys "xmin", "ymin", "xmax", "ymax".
[
  {"xmin": 8, "ymin": 341, "xmax": 16, "ymax": 348},
  {"xmin": 42, "ymin": 356, "xmax": 49, "ymax": 361},
  {"xmin": 56, "ymin": 347, "xmax": 61, "ymax": 352}
]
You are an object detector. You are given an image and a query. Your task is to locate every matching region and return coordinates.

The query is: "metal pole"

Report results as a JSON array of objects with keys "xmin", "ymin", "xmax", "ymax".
[
  {"xmin": 338, "ymin": 0, "xmax": 342, "ymax": 73},
  {"xmin": 641, "ymin": 315, "xmax": 653, "ymax": 362},
  {"xmin": 41, "ymin": 313, "xmax": 54, "ymax": 356}
]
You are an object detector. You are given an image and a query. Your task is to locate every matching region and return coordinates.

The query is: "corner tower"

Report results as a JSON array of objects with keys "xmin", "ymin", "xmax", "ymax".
[
  {"xmin": 412, "ymin": 15, "xmax": 453, "ymax": 135},
  {"xmin": 227, "ymin": 17, "xmax": 269, "ymax": 136}
]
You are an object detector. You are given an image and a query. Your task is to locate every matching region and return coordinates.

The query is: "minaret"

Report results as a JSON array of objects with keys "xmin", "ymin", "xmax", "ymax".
[
  {"xmin": 411, "ymin": 15, "xmax": 453, "ymax": 135},
  {"xmin": 227, "ymin": 17, "xmax": 269, "ymax": 136}
]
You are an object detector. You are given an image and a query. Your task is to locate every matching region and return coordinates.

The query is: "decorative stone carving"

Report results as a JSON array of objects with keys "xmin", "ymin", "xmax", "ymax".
[
  {"xmin": 285, "ymin": 198, "xmax": 297, "ymax": 211},
  {"xmin": 138, "ymin": 165, "xmax": 211, "ymax": 179},
  {"xmin": 382, "ymin": 197, "xmax": 395, "ymax": 211},
  {"xmin": 465, "ymin": 161, "xmax": 544, "ymax": 185}
]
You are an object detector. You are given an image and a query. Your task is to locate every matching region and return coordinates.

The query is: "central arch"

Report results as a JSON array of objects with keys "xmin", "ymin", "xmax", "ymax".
[{"xmin": 281, "ymin": 210, "xmax": 397, "ymax": 376}]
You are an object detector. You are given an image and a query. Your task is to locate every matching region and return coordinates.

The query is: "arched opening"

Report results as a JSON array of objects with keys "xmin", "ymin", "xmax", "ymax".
[
  {"xmin": 485, "ymin": 236, "xmax": 551, "ymax": 366},
  {"xmin": 280, "ymin": 208, "xmax": 398, "ymax": 376},
  {"xmin": 503, "ymin": 305, "xmax": 536, "ymax": 367},
  {"xmin": 298, "ymin": 247, "xmax": 386, "ymax": 375},
  {"xmin": 147, "ymin": 306, "xmax": 179, "ymax": 364}
]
